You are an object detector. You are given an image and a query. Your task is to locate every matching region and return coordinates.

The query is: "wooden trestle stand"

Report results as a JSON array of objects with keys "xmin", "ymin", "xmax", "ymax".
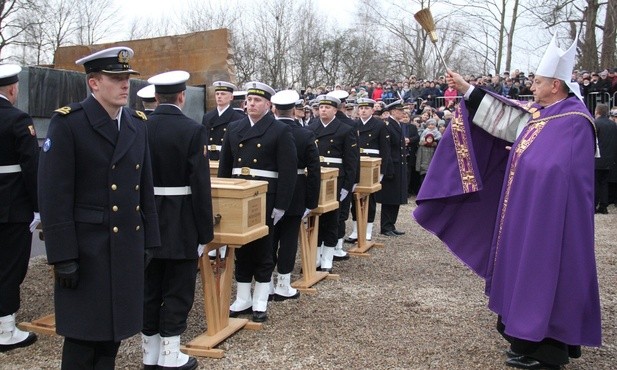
[
  {"xmin": 182, "ymin": 177, "xmax": 269, "ymax": 358},
  {"xmin": 292, "ymin": 167, "xmax": 340, "ymax": 293},
  {"xmin": 348, "ymin": 157, "xmax": 384, "ymax": 257}
]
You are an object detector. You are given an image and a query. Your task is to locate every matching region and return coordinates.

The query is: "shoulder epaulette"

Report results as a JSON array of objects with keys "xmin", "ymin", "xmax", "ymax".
[
  {"xmin": 54, "ymin": 103, "xmax": 82, "ymax": 116},
  {"xmin": 134, "ymin": 110, "xmax": 148, "ymax": 121}
]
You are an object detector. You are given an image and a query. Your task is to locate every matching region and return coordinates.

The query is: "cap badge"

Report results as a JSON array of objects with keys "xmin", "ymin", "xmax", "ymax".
[{"xmin": 118, "ymin": 50, "xmax": 130, "ymax": 63}]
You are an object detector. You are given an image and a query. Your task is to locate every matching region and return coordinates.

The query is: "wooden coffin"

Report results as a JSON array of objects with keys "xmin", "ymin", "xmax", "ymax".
[
  {"xmin": 313, "ymin": 167, "xmax": 339, "ymax": 214},
  {"xmin": 355, "ymin": 157, "xmax": 382, "ymax": 193},
  {"xmin": 210, "ymin": 178, "xmax": 269, "ymax": 245}
]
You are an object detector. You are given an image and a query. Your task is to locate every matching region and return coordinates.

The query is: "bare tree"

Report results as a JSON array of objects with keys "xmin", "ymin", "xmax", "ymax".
[
  {"xmin": 0, "ymin": 0, "xmax": 37, "ymax": 61},
  {"xmin": 525, "ymin": 0, "xmax": 610, "ymax": 71},
  {"xmin": 74, "ymin": 0, "xmax": 120, "ymax": 45},
  {"xmin": 600, "ymin": 0, "xmax": 616, "ymax": 68}
]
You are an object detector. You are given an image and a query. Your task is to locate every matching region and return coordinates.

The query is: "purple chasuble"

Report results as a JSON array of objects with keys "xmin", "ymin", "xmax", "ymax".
[{"xmin": 413, "ymin": 90, "xmax": 601, "ymax": 347}]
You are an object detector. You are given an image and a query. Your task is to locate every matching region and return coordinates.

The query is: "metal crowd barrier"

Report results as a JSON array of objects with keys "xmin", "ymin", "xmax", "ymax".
[{"xmin": 585, "ymin": 92, "xmax": 611, "ymax": 114}]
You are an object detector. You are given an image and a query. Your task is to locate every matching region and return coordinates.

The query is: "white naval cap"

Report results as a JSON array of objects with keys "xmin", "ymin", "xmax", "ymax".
[
  {"xmin": 148, "ymin": 70, "xmax": 190, "ymax": 94},
  {"xmin": 327, "ymin": 89, "xmax": 349, "ymax": 102},
  {"xmin": 75, "ymin": 46, "xmax": 139, "ymax": 75},
  {"xmin": 213, "ymin": 81, "xmax": 237, "ymax": 93},
  {"xmin": 357, "ymin": 98, "xmax": 377, "ymax": 107},
  {"xmin": 318, "ymin": 94, "xmax": 340, "ymax": 108},
  {"xmin": 0, "ymin": 64, "xmax": 21, "ymax": 87},
  {"xmin": 244, "ymin": 81, "xmax": 276, "ymax": 100},
  {"xmin": 271, "ymin": 90, "xmax": 300, "ymax": 110},
  {"xmin": 295, "ymin": 99, "xmax": 305, "ymax": 108},
  {"xmin": 385, "ymin": 99, "xmax": 405, "ymax": 111},
  {"xmin": 136, "ymin": 84, "xmax": 156, "ymax": 102},
  {"xmin": 233, "ymin": 90, "xmax": 247, "ymax": 100}
]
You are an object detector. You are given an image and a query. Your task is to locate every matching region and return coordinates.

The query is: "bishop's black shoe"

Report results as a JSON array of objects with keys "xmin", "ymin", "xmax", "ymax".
[
  {"xmin": 505, "ymin": 355, "xmax": 560, "ymax": 369},
  {"xmin": 392, "ymin": 229, "xmax": 405, "ymax": 235},
  {"xmin": 505, "ymin": 348, "xmax": 522, "ymax": 359}
]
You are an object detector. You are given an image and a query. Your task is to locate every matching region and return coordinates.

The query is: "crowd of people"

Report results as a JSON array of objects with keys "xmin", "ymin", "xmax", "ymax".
[{"xmin": 1, "ymin": 36, "xmax": 614, "ymax": 370}]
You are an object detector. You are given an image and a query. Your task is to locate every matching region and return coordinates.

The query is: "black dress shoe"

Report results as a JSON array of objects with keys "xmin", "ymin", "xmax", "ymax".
[
  {"xmin": 252, "ymin": 311, "xmax": 268, "ymax": 322},
  {"xmin": 505, "ymin": 355, "xmax": 560, "ymax": 369},
  {"xmin": 159, "ymin": 356, "xmax": 198, "ymax": 370},
  {"xmin": 344, "ymin": 237, "xmax": 357, "ymax": 243},
  {"xmin": 229, "ymin": 307, "xmax": 252, "ymax": 317},
  {"xmin": 333, "ymin": 254, "xmax": 350, "ymax": 261},
  {"xmin": 0, "ymin": 332, "xmax": 37, "ymax": 352},
  {"xmin": 392, "ymin": 229, "xmax": 405, "ymax": 235},
  {"xmin": 319, "ymin": 267, "xmax": 332, "ymax": 273},
  {"xmin": 143, "ymin": 365, "xmax": 157, "ymax": 370},
  {"xmin": 505, "ymin": 348, "xmax": 522, "ymax": 359},
  {"xmin": 595, "ymin": 207, "xmax": 608, "ymax": 214},
  {"xmin": 273, "ymin": 291, "xmax": 300, "ymax": 301},
  {"xmin": 381, "ymin": 230, "xmax": 398, "ymax": 236}
]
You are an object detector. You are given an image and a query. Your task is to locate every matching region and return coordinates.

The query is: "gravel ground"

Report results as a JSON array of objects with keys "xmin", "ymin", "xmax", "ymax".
[{"xmin": 1, "ymin": 199, "xmax": 615, "ymax": 369}]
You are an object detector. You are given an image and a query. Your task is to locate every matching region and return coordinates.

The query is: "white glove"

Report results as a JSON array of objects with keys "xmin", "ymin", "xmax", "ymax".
[
  {"xmin": 352, "ymin": 183, "xmax": 358, "ymax": 192},
  {"xmin": 271, "ymin": 208, "xmax": 285, "ymax": 225},
  {"xmin": 340, "ymin": 189, "xmax": 349, "ymax": 201},
  {"xmin": 379, "ymin": 174, "xmax": 384, "ymax": 182},
  {"xmin": 29, "ymin": 212, "xmax": 41, "ymax": 233},
  {"xmin": 302, "ymin": 208, "xmax": 311, "ymax": 219},
  {"xmin": 197, "ymin": 244, "xmax": 206, "ymax": 257}
]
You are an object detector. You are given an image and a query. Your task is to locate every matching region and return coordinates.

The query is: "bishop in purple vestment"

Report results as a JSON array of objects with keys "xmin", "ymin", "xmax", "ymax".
[{"xmin": 413, "ymin": 64, "xmax": 602, "ymax": 369}]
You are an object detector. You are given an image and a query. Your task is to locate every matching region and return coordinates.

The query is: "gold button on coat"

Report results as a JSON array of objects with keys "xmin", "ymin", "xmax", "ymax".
[
  {"xmin": 136, "ymin": 226, "xmax": 140, "ymax": 231},
  {"xmin": 112, "ymin": 206, "xmax": 118, "ymax": 212},
  {"xmin": 136, "ymin": 205, "xmax": 140, "ymax": 211},
  {"xmin": 135, "ymin": 164, "xmax": 140, "ymax": 170},
  {"xmin": 113, "ymin": 227, "xmax": 119, "ymax": 233},
  {"xmin": 111, "ymin": 184, "xmax": 117, "ymax": 190},
  {"xmin": 135, "ymin": 185, "xmax": 140, "ymax": 191}
]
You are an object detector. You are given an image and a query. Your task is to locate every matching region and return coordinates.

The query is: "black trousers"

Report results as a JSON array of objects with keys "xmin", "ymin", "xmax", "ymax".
[
  {"xmin": 143, "ymin": 258, "xmax": 198, "ymax": 337},
  {"xmin": 337, "ymin": 192, "xmax": 353, "ymax": 239},
  {"xmin": 595, "ymin": 169, "xmax": 610, "ymax": 208},
  {"xmin": 318, "ymin": 208, "xmax": 339, "ymax": 247},
  {"xmin": 350, "ymin": 194, "xmax": 376, "ymax": 222},
  {"xmin": 380, "ymin": 204, "xmax": 400, "ymax": 233},
  {"xmin": 235, "ymin": 194, "xmax": 275, "ymax": 283},
  {"xmin": 61, "ymin": 337, "xmax": 121, "ymax": 370},
  {"xmin": 497, "ymin": 317, "xmax": 580, "ymax": 366},
  {"xmin": 272, "ymin": 215, "xmax": 301, "ymax": 274},
  {"xmin": 0, "ymin": 223, "xmax": 32, "ymax": 316}
]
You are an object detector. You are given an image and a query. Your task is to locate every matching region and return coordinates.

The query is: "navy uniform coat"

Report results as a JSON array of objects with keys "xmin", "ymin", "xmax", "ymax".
[
  {"xmin": 375, "ymin": 117, "xmax": 408, "ymax": 205},
  {"xmin": 202, "ymin": 106, "xmax": 245, "ymax": 160},
  {"xmin": 218, "ymin": 114, "xmax": 297, "ymax": 213},
  {"xmin": 38, "ymin": 95, "xmax": 160, "ymax": 342},
  {"xmin": 147, "ymin": 104, "xmax": 214, "ymax": 258},
  {"xmin": 277, "ymin": 118, "xmax": 320, "ymax": 215},
  {"xmin": 309, "ymin": 118, "xmax": 358, "ymax": 194},
  {"xmin": 0, "ymin": 98, "xmax": 38, "ymax": 222},
  {"xmin": 356, "ymin": 116, "xmax": 392, "ymax": 176}
]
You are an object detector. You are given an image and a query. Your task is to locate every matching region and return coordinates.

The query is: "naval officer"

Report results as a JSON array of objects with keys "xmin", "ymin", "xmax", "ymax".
[{"xmin": 38, "ymin": 46, "xmax": 160, "ymax": 369}]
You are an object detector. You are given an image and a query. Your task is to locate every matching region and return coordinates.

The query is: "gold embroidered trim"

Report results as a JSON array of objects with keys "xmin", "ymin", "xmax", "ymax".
[
  {"xmin": 451, "ymin": 105, "xmax": 479, "ymax": 193},
  {"xmin": 493, "ymin": 120, "xmax": 547, "ymax": 264}
]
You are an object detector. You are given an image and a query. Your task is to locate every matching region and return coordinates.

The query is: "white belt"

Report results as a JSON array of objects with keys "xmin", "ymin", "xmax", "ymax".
[
  {"xmin": 154, "ymin": 186, "xmax": 192, "ymax": 196},
  {"xmin": 297, "ymin": 168, "xmax": 307, "ymax": 175},
  {"xmin": 0, "ymin": 164, "xmax": 21, "ymax": 174},
  {"xmin": 208, "ymin": 145, "xmax": 222, "ymax": 151},
  {"xmin": 320, "ymin": 156, "xmax": 342, "ymax": 164},
  {"xmin": 232, "ymin": 167, "xmax": 279, "ymax": 178},
  {"xmin": 360, "ymin": 148, "xmax": 380, "ymax": 155}
]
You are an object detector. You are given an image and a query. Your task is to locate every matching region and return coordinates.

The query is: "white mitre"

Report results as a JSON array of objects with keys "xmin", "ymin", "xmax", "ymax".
[{"xmin": 535, "ymin": 34, "xmax": 582, "ymax": 101}]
